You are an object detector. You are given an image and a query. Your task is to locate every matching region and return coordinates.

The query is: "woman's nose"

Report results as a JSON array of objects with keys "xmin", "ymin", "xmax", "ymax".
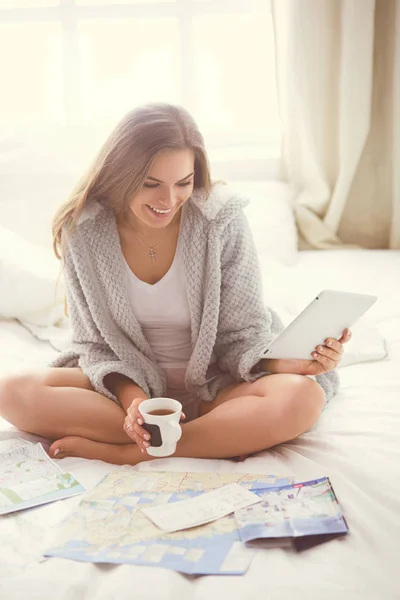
[{"xmin": 159, "ymin": 187, "xmax": 176, "ymax": 206}]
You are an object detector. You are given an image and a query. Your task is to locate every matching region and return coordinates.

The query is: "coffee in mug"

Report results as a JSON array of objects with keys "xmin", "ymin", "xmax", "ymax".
[{"xmin": 139, "ymin": 398, "xmax": 183, "ymax": 457}]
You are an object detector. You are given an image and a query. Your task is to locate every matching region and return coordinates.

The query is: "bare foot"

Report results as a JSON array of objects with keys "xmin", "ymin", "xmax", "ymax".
[{"xmin": 48, "ymin": 436, "xmax": 148, "ymax": 465}]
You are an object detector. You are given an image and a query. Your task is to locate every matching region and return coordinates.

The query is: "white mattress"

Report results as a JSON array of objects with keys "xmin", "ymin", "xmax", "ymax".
[{"xmin": 1, "ymin": 250, "xmax": 400, "ymax": 600}]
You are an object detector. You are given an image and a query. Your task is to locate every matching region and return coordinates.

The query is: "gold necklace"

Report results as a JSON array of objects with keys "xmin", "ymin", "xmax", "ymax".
[
  {"xmin": 134, "ymin": 234, "xmax": 164, "ymax": 262},
  {"xmin": 129, "ymin": 208, "xmax": 181, "ymax": 263}
]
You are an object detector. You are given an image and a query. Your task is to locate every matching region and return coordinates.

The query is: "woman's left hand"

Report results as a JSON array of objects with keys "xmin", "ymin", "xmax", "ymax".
[{"xmin": 263, "ymin": 329, "xmax": 352, "ymax": 376}]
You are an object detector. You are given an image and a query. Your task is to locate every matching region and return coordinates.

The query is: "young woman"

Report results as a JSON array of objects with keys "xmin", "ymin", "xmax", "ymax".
[{"xmin": 0, "ymin": 103, "xmax": 350, "ymax": 465}]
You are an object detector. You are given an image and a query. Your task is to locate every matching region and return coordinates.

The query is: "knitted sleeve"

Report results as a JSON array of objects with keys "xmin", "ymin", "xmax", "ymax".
[
  {"xmin": 214, "ymin": 211, "xmax": 278, "ymax": 380},
  {"xmin": 50, "ymin": 244, "xmax": 149, "ymax": 403},
  {"xmin": 214, "ymin": 211, "xmax": 339, "ymax": 402}
]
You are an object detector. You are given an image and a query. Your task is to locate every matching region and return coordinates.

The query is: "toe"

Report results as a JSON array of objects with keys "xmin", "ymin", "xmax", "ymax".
[
  {"xmin": 48, "ymin": 436, "xmax": 144, "ymax": 464},
  {"xmin": 49, "ymin": 436, "xmax": 101, "ymax": 461},
  {"xmin": 49, "ymin": 437, "xmax": 77, "ymax": 459},
  {"xmin": 49, "ymin": 440, "xmax": 63, "ymax": 459}
]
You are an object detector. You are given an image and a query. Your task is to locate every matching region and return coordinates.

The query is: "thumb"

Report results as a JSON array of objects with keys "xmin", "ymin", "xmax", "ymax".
[
  {"xmin": 339, "ymin": 329, "xmax": 352, "ymax": 344},
  {"xmin": 128, "ymin": 397, "xmax": 145, "ymax": 416}
]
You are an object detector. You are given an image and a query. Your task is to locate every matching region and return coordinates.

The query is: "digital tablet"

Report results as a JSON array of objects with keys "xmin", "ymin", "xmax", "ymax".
[{"xmin": 261, "ymin": 289, "xmax": 377, "ymax": 360}]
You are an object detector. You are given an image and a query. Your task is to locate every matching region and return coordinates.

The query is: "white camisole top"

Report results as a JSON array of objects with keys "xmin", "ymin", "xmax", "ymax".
[{"xmin": 123, "ymin": 217, "xmax": 192, "ymax": 370}]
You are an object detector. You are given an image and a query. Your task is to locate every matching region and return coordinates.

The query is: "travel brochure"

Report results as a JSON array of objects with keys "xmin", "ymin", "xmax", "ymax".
[{"xmin": 0, "ymin": 442, "xmax": 348, "ymax": 575}]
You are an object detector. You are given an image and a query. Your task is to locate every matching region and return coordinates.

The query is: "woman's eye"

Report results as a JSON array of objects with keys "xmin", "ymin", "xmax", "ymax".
[
  {"xmin": 177, "ymin": 181, "xmax": 193, "ymax": 187},
  {"xmin": 143, "ymin": 180, "xmax": 193, "ymax": 189}
]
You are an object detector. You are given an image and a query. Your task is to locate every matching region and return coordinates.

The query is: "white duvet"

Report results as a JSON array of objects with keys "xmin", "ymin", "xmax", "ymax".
[{"xmin": 0, "ymin": 250, "xmax": 399, "ymax": 600}]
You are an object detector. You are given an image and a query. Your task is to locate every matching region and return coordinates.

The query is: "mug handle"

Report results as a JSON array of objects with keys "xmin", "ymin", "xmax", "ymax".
[{"xmin": 166, "ymin": 421, "xmax": 182, "ymax": 444}]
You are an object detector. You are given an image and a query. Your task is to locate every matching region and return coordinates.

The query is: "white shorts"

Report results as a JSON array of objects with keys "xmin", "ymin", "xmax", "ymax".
[{"xmin": 163, "ymin": 368, "xmax": 203, "ymax": 422}]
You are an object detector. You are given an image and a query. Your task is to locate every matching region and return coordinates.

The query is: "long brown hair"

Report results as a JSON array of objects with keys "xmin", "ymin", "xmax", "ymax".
[{"xmin": 52, "ymin": 103, "xmax": 212, "ymax": 258}]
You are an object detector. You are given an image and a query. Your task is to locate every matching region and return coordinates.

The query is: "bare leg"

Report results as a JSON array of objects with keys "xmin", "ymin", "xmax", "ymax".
[
  {"xmin": 176, "ymin": 374, "xmax": 324, "ymax": 457},
  {"xmin": 0, "ymin": 369, "xmax": 132, "ymax": 444},
  {"xmin": 46, "ymin": 374, "xmax": 325, "ymax": 464}
]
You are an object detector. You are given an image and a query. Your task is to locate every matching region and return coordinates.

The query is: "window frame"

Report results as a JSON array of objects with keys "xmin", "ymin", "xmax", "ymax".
[{"xmin": 0, "ymin": 0, "xmax": 281, "ymax": 180}]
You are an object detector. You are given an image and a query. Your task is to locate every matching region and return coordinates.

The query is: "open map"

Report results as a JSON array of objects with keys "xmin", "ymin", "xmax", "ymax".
[
  {"xmin": 235, "ymin": 477, "xmax": 348, "ymax": 542},
  {"xmin": 45, "ymin": 471, "xmax": 292, "ymax": 575},
  {"xmin": 0, "ymin": 439, "xmax": 85, "ymax": 516}
]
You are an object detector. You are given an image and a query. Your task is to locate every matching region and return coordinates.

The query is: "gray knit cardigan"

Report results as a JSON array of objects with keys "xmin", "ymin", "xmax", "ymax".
[{"xmin": 51, "ymin": 183, "xmax": 339, "ymax": 404}]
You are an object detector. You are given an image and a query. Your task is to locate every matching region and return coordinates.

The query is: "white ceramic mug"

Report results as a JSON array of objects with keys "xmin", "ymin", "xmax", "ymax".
[{"xmin": 139, "ymin": 398, "xmax": 183, "ymax": 457}]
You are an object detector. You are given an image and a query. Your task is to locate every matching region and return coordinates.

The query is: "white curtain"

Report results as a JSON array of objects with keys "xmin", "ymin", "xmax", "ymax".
[{"xmin": 272, "ymin": 0, "xmax": 400, "ymax": 249}]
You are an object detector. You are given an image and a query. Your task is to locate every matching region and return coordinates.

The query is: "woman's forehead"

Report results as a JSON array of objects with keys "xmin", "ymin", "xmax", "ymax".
[{"xmin": 148, "ymin": 149, "xmax": 195, "ymax": 182}]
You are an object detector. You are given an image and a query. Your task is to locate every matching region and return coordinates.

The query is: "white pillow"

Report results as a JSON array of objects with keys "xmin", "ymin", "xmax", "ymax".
[
  {"xmin": 257, "ymin": 255, "xmax": 387, "ymax": 368},
  {"xmin": 0, "ymin": 225, "xmax": 65, "ymax": 327},
  {"xmin": 0, "ymin": 129, "xmax": 85, "ymax": 248},
  {"xmin": 229, "ymin": 180, "xmax": 298, "ymax": 265}
]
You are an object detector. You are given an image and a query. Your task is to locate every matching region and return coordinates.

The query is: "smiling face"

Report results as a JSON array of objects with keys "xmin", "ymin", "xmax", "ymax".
[{"xmin": 128, "ymin": 148, "xmax": 195, "ymax": 231}]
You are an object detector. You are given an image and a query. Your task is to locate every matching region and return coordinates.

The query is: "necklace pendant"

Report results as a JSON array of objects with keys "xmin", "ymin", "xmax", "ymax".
[{"xmin": 149, "ymin": 248, "xmax": 156, "ymax": 262}]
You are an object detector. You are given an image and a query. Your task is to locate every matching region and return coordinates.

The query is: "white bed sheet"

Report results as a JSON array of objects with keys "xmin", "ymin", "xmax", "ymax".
[{"xmin": 0, "ymin": 250, "xmax": 399, "ymax": 600}]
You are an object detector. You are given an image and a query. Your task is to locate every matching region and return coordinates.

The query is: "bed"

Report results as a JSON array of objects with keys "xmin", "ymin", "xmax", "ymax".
[{"xmin": 1, "ymin": 249, "xmax": 399, "ymax": 600}]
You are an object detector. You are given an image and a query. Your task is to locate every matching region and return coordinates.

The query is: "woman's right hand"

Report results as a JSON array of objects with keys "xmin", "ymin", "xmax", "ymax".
[{"xmin": 124, "ymin": 398, "xmax": 151, "ymax": 453}]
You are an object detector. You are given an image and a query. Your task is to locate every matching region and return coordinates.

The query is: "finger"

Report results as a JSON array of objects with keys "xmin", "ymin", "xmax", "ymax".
[
  {"xmin": 127, "ymin": 401, "xmax": 146, "ymax": 428},
  {"xmin": 139, "ymin": 438, "xmax": 150, "ymax": 451},
  {"xmin": 124, "ymin": 419, "xmax": 134, "ymax": 433},
  {"xmin": 134, "ymin": 436, "xmax": 150, "ymax": 452},
  {"xmin": 127, "ymin": 399, "xmax": 143, "ymax": 419},
  {"xmin": 311, "ymin": 351, "xmax": 337, "ymax": 372},
  {"xmin": 124, "ymin": 422, "xmax": 139, "ymax": 444},
  {"xmin": 127, "ymin": 410, "xmax": 143, "ymax": 428},
  {"xmin": 124, "ymin": 415, "xmax": 150, "ymax": 442},
  {"xmin": 313, "ymin": 345, "xmax": 341, "ymax": 362},
  {"xmin": 134, "ymin": 428, "xmax": 150, "ymax": 450},
  {"xmin": 338, "ymin": 328, "xmax": 352, "ymax": 344},
  {"xmin": 133, "ymin": 421, "xmax": 151, "ymax": 442},
  {"xmin": 126, "ymin": 429, "xmax": 141, "ymax": 446},
  {"xmin": 180, "ymin": 412, "xmax": 186, "ymax": 421},
  {"xmin": 128, "ymin": 425, "xmax": 150, "ymax": 450},
  {"xmin": 124, "ymin": 419, "xmax": 140, "ymax": 444},
  {"xmin": 323, "ymin": 338, "xmax": 344, "ymax": 355}
]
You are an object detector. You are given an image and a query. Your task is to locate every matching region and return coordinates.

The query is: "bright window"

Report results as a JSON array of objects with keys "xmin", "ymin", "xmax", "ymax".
[{"xmin": 0, "ymin": 0, "xmax": 281, "ymax": 178}]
